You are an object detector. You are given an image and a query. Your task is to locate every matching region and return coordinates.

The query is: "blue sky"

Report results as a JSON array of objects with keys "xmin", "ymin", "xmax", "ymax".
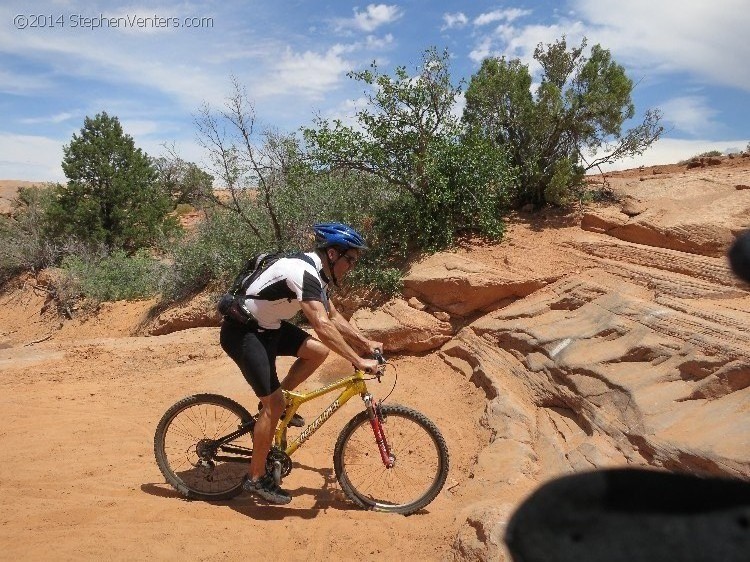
[{"xmin": 1, "ymin": 0, "xmax": 748, "ymax": 181}]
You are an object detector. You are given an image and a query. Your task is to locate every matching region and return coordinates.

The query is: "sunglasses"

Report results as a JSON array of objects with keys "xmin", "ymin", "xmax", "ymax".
[{"xmin": 338, "ymin": 251, "xmax": 359, "ymax": 267}]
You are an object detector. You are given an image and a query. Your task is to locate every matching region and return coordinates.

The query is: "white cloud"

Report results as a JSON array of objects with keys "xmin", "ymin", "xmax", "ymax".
[
  {"xmin": 501, "ymin": 21, "xmax": 587, "ymax": 61},
  {"xmin": 0, "ymin": 20, "xmax": 227, "ymax": 109},
  {"xmin": 0, "ymin": 69, "xmax": 54, "ymax": 95},
  {"xmin": 119, "ymin": 119, "xmax": 162, "ymax": 137},
  {"xmin": 660, "ymin": 96, "xmax": 721, "ymax": 137},
  {"xmin": 256, "ymin": 45, "xmax": 352, "ymax": 99},
  {"xmin": 593, "ymin": 137, "xmax": 750, "ymax": 171},
  {"xmin": 20, "ymin": 112, "xmax": 77, "ymax": 125},
  {"xmin": 441, "ymin": 12, "xmax": 468, "ymax": 30},
  {"xmin": 451, "ymin": 91, "xmax": 466, "ymax": 122},
  {"xmin": 337, "ymin": 4, "xmax": 403, "ymax": 32},
  {"xmin": 0, "ymin": 3, "xmax": 225, "ymax": 109},
  {"xmin": 465, "ymin": 1, "xmax": 750, "ymax": 93},
  {"xmin": 474, "ymin": 8, "xmax": 531, "ymax": 27},
  {"xmin": 572, "ymin": 0, "xmax": 750, "ymax": 90},
  {"xmin": 468, "ymin": 19, "xmax": 588, "ymax": 73},
  {"xmin": 0, "ymin": 132, "xmax": 65, "ymax": 181},
  {"xmin": 365, "ymin": 33, "xmax": 394, "ymax": 49},
  {"xmin": 469, "ymin": 37, "xmax": 494, "ymax": 63},
  {"xmin": 460, "ymin": 3, "xmax": 587, "ymax": 68}
]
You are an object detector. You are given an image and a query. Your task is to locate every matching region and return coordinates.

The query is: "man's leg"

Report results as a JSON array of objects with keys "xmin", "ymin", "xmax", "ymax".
[
  {"xmin": 281, "ymin": 337, "xmax": 329, "ymax": 391},
  {"xmin": 220, "ymin": 322, "xmax": 279, "ymax": 482},
  {"xmin": 245, "ymin": 387, "xmax": 292, "ymax": 504},
  {"xmin": 249, "ymin": 388, "xmax": 285, "ymax": 480},
  {"xmin": 221, "ymin": 324, "xmax": 291, "ymax": 504}
]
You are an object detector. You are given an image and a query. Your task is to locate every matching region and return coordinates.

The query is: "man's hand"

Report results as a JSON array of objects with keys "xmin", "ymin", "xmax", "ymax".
[
  {"xmin": 366, "ymin": 340, "xmax": 384, "ymax": 355},
  {"xmin": 355, "ymin": 357, "xmax": 381, "ymax": 374}
]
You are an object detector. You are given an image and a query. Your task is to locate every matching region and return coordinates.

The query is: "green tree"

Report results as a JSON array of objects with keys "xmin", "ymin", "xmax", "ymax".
[
  {"xmin": 463, "ymin": 37, "xmax": 663, "ymax": 205},
  {"xmin": 0, "ymin": 185, "xmax": 57, "ymax": 282},
  {"xmin": 47, "ymin": 112, "xmax": 178, "ymax": 250},
  {"xmin": 194, "ymin": 79, "xmax": 392, "ymax": 251},
  {"xmin": 152, "ymin": 152, "xmax": 214, "ymax": 207},
  {"xmin": 304, "ymin": 47, "xmax": 462, "ymax": 199},
  {"xmin": 173, "ymin": 81, "xmax": 394, "ymax": 297},
  {"xmin": 304, "ymin": 47, "xmax": 514, "ymax": 256}
]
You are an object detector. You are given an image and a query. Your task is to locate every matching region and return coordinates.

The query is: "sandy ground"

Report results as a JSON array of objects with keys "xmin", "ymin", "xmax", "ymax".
[
  {"xmin": 0, "ymin": 322, "xmax": 489, "ymax": 561},
  {"xmin": 1, "ymin": 154, "xmax": 748, "ymax": 560}
]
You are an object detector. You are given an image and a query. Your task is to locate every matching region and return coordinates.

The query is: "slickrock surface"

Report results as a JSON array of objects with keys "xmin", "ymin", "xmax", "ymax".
[{"xmin": 1, "ymin": 155, "xmax": 748, "ymax": 560}]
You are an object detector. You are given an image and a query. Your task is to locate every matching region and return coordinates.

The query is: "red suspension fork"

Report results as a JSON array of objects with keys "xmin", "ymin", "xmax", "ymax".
[{"xmin": 364, "ymin": 394, "xmax": 394, "ymax": 468}]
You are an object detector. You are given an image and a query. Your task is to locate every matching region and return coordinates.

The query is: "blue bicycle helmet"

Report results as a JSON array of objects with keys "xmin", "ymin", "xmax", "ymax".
[{"xmin": 312, "ymin": 222, "xmax": 368, "ymax": 250}]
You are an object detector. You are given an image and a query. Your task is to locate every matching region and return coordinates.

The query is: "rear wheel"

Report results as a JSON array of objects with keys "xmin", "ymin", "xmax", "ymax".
[
  {"xmin": 333, "ymin": 404, "xmax": 449, "ymax": 515},
  {"xmin": 154, "ymin": 394, "xmax": 254, "ymax": 501}
]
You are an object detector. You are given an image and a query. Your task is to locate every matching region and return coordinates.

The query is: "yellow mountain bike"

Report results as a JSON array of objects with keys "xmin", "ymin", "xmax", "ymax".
[{"xmin": 153, "ymin": 354, "xmax": 449, "ymax": 515}]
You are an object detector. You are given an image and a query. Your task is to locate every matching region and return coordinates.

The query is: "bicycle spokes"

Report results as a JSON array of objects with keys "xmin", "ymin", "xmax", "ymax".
[
  {"xmin": 154, "ymin": 395, "xmax": 255, "ymax": 500},
  {"xmin": 333, "ymin": 404, "xmax": 450, "ymax": 514}
]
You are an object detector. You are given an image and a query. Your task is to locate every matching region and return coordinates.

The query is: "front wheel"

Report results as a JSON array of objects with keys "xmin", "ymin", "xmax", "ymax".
[
  {"xmin": 154, "ymin": 394, "xmax": 254, "ymax": 501},
  {"xmin": 333, "ymin": 404, "xmax": 449, "ymax": 515}
]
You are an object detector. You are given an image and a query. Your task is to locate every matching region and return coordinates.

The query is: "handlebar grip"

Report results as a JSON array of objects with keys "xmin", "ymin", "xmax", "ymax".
[{"xmin": 373, "ymin": 349, "xmax": 386, "ymax": 364}]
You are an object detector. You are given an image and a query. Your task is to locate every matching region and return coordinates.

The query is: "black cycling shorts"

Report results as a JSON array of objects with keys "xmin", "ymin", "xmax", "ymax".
[{"xmin": 219, "ymin": 318, "xmax": 311, "ymax": 397}]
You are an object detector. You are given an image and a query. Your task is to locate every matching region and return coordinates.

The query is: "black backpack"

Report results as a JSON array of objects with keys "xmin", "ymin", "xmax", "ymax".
[
  {"xmin": 217, "ymin": 251, "xmax": 317, "ymax": 325},
  {"xmin": 217, "ymin": 251, "xmax": 284, "ymax": 325}
]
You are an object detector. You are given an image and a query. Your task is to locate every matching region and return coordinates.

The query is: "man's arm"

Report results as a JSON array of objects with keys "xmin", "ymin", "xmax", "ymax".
[
  {"xmin": 328, "ymin": 300, "xmax": 383, "ymax": 355},
  {"xmin": 300, "ymin": 300, "xmax": 377, "ymax": 372}
]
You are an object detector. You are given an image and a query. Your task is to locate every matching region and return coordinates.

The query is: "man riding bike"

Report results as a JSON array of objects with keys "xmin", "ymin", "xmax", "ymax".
[{"xmin": 219, "ymin": 222, "xmax": 382, "ymax": 505}]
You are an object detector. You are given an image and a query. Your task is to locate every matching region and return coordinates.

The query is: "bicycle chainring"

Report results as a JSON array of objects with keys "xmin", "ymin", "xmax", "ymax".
[{"xmin": 266, "ymin": 447, "xmax": 293, "ymax": 477}]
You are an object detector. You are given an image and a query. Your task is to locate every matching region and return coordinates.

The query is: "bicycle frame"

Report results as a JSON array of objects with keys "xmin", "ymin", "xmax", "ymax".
[
  {"xmin": 205, "ymin": 369, "xmax": 391, "ymax": 469},
  {"xmin": 277, "ymin": 370, "xmax": 370, "ymax": 456}
]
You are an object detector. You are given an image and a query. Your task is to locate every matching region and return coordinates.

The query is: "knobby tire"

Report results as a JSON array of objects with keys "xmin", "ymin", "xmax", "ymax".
[
  {"xmin": 154, "ymin": 394, "xmax": 253, "ymax": 501},
  {"xmin": 333, "ymin": 404, "xmax": 449, "ymax": 515}
]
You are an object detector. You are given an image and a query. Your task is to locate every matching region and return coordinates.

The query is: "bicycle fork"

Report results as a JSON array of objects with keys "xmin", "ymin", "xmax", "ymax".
[{"xmin": 363, "ymin": 394, "xmax": 395, "ymax": 468}]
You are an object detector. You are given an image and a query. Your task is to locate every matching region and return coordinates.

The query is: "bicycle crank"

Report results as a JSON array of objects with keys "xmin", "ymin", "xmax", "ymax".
[
  {"xmin": 266, "ymin": 447, "xmax": 292, "ymax": 484},
  {"xmin": 272, "ymin": 461, "xmax": 283, "ymax": 485}
]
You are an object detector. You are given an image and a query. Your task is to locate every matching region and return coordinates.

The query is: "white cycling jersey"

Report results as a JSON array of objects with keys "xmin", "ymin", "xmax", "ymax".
[{"xmin": 241, "ymin": 252, "xmax": 330, "ymax": 329}]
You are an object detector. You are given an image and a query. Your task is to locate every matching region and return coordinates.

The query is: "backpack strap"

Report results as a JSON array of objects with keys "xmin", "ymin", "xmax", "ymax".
[{"xmin": 234, "ymin": 251, "xmax": 282, "ymax": 297}]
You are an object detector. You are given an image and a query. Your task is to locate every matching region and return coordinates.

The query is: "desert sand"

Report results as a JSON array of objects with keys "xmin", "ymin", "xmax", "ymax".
[{"xmin": 0, "ymin": 154, "xmax": 748, "ymax": 560}]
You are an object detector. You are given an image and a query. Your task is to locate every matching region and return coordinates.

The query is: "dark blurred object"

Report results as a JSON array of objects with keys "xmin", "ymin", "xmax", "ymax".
[
  {"xmin": 505, "ymin": 468, "xmax": 750, "ymax": 562},
  {"xmin": 728, "ymin": 230, "xmax": 750, "ymax": 283}
]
